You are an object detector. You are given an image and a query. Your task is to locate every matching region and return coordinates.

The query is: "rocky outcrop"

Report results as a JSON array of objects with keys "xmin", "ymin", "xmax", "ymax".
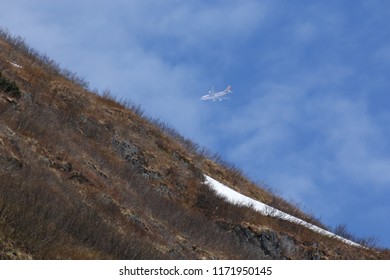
[
  {"xmin": 217, "ymin": 221, "xmax": 301, "ymax": 259},
  {"xmin": 0, "ymin": 236, "xmax": 32, "ymax": 260}
]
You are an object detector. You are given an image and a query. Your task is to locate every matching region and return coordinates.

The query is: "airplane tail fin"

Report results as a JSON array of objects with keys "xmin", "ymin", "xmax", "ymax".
[{"xmin": 225, "ymin": 85, "xmax": 232, "ymax": 92}]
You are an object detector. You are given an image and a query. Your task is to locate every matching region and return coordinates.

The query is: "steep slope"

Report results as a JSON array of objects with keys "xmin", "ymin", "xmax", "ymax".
[{"xmin": 0, "ymin": 30, "xmax": 388, "ymax": 259}]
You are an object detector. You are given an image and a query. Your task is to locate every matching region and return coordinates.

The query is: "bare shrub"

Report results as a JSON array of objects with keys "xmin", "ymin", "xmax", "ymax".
[
  {"xmin": 334, "ymin": 224, "xmax": 378, "ymax": 248},
  {"xmin": 0, "ymin": 71, "xmax": 21, "ymax": 98}
]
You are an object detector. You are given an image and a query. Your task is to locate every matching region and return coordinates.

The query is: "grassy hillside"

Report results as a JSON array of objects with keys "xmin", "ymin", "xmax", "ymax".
[{"xmin": 0, "ymin": 29, "xmax": 388, "ymax": 259}]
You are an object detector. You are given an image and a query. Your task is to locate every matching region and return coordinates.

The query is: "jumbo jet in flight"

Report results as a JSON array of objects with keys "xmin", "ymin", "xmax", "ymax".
[{"xmin": 201, "ymin": 85, "xmax": 232, "ymax": 101}]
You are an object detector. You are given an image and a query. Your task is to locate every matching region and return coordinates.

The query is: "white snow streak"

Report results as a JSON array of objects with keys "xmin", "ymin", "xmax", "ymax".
[
  {"xmin": 204, "ymin": 175, "xmax": 361, "ymax": 247},
  {"xmin": 8, "ymin": 60, "xmax": 22, "ymax": 69}
]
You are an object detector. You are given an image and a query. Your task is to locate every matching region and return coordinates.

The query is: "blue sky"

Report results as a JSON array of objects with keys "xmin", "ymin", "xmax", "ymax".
[{"xmin": 2, "ymin": 0, "xmax": 390, "ymax": 248}]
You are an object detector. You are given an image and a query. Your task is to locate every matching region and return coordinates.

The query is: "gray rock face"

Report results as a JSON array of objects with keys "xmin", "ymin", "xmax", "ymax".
[
  {"xmin": 112, "ymin": 138, "xmax": 146, "ymax": 170},
  {"xmin": 112, "ymin": 138, "xmax": 139, "ymax": 161},
  {"xmin": 258, "ymin": 230, "xmax": 283, "ymax": 257},
  {"xmin": 257, "ymin": 230, "xmax": 297, "ymax": 258},
  {"xmin": 220, "ymin": 222, "xmax": 301, "ymax": 259}
]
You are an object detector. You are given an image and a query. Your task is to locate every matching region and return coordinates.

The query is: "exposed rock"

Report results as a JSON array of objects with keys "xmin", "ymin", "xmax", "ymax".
[
  {"xmin": 258, "ymin": 230, "xmax": 283, "ymax": 258},
  {"xmin": 0, "ymin": 238, "xmax": 32, "ymax": 260},
  {"xmin": 142, "ymin": 169, "xmax": 162, "ymax": 180},
  {"xmin": 157, "ymin": 183, "xmax": 174, "ymax": 197},
  {"xmin": 112, "ymin": 138, "xmax": 149, "ymax": 172},
  {"xmin": 219, "ymin": 222, "xmax": 300, "ymax": 259},
  {"xmin": 112, "ymin": 138, "xmax": 139, "ymax": 160}
]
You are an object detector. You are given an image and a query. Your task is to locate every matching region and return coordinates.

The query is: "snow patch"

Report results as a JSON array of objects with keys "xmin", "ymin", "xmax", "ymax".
[
  {"xmin": 204, "ymin": 175, "xmax": 362, "ymax": 247},
  {"xmin": 8, "ymin": 60, "xmax": 22, "ymax": 69}
]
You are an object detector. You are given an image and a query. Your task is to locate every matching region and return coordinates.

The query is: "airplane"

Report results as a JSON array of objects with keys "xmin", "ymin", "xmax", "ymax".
[{"xmin": 201, "ymin": 85, "xmax": 233, "ymax": 101}]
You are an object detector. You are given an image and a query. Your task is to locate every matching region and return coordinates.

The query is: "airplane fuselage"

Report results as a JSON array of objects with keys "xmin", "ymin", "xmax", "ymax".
[
  {"xmin": 201, "ymin": 91, "xmax": 227, "ymax": 101},
  {"xmin": 201, "ymin": 85, "xmax": 232, "ymax": 101}
]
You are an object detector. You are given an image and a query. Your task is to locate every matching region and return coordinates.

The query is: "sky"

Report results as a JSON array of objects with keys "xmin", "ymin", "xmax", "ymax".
[{"xmin": 1, "ymin": 0, "xmax": 390, "ymax": 248}]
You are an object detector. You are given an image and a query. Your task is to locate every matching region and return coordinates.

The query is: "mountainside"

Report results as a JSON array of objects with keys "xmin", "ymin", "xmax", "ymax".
[{"xmin": 0, "ymin": 29, "xmax": 388, "ymax": 260}]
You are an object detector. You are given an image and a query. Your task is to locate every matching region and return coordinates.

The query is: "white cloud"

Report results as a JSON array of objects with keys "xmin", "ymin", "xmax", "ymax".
[
  {"xmin": 317, "ymin": 96, "xmax": 390, "ymax": 188},
  {"xmin": 126, "ymin": 1, "xmax": 269, "ymax": 41}
]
